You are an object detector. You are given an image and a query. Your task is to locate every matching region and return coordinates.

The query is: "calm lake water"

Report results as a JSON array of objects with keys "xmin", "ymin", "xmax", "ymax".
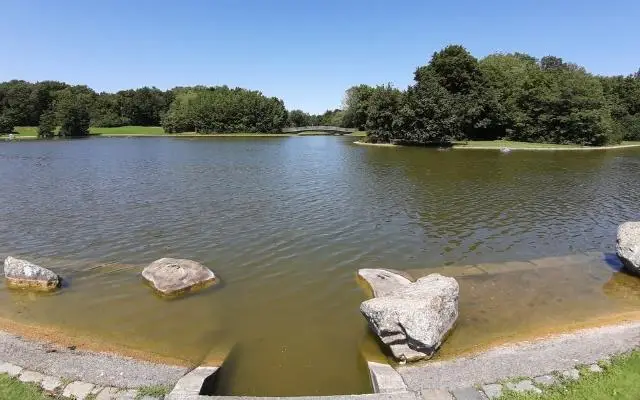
[{"xmin": 1, "ymin": 137, "xmax": 639, "ymax": 395}]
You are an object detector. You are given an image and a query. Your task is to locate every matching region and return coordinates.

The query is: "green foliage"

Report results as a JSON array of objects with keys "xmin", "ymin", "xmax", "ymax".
[
  {"xmin": 37, "ymin": 109, "xmax": 56, "ymax": 138},
  {"xmin": 55, "ymin": 87, "xmax": 91, "ymax": 137},
  {"xmin": 288, "ymin": 109, "xmax": 313, "ymax": 127},
  {"xmin": 0, "ymin": 373, "xmax": 50, "ymax": 400},
  {"xmin": 360, "ymin": 45, "xmax": 633, "ymax": 145},
  {"xmin": 365, "ymin": 84, "xmax": 403, "ymax": 143},
  {"xmin": 162, "ymin": 86, "xmax": 287, "ymax": 133},
  {"xmin": 0, "ymin": 113, "xmax": 15, "ymax": 134},
  {"xmin": 498, "ymin": 351, "xmax": 640, "ymax": 400},
  {"xmin": 342, "ymin": 84, "xmax": 375, "ymax": 130},
  {"xmin": 135, "ymin": 385, "xmax": 171, "ymax": 399}
]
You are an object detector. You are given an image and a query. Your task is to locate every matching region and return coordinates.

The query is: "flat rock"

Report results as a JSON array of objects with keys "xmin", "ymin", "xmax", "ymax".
[
  {"xmin": 142, "ymin": 258, "xmax": 217, "ymax": 295},
  {"xmin": 63, "ymin": 381, "xmax": 95, "ymax": 400},
  {"xmin": 0, "ymin": 362, "xmax": 23, "ymax": 377},
  {"xmin": 450, "ymin": 387, "xmax": 487, "ymax": 400},
  {"xmin": 360, "ymin": 273, "xmax": 459, "ymax": 362},
  {"xmin": 533, "ymin": 375, "xmax": 556, "ymax": 386},
  {"xmin": 358, "ymin": 268, "xmax": 412, "ymax": 297},
  {"xmin": 421, "ymin": 389, "xmax": 454, "ymax": 399},
  {"xmin": 3, "ymin": 256, "xmax": 60, "ymax": 291},
  {"xmin": 505, "ymin": 380, "xmax": 541, "ymax": 394},
  {"xmin": 18, "ymin": 370, "xmax": 45, "ymax": 383},
  {"xmin": 616, "ymin": 222, "xmax": 640, "ymax": 276},
  {"xmin": 41, "ymin": 375, "xmax": 63, "ymax": 391},
  {"xmin": 481, "ymin": 384, "xmax": 502, "ymax": 399},
  {"xmin": 368, "ymin": 361, "xmax": 407, "ymax": 393},
  {"xmin": 562, "ymin": 368, "xmax": 580, "ymax": 380}
]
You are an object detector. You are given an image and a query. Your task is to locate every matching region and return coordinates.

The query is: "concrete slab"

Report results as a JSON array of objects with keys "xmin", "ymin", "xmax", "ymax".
[
  {"xmin": 532, "ymin": 375, "xmax": 555, "ymax": 386},
  {"xmin": 18, "ymin": 370, "xmax": 45, "ymax": 383},
  {"xmin": 96, "ymin": 387, "xmax": 121, "ymax": 400},
  {"xmin": 450, "ymin": 387, "xmax": 487, "ymax": 400},
  {"xmin": 367, "ymin": 362, "xmax": 407, "ymax": 393},
  {"xmin": 63, "ymin": 381, "xmax": 96, "ymax": 400},
  {"xmin": 41, "ymin": 375, "xmax": 63, "ymax": 391},
  {"xmin": 480, "ymin": 384, "xmax": 502, "ymax": 399},
  {"xmin": 421, "ymin": 389, "xmax": 455, "ymax": 399},
  {"xmin": 505, "ymin": 380, "xmax": 541, "ymax": 394},
  {"xmin": 0, "ymin": 361, "xmax": 22, "ymax": 377},
  {"xmin": 115, "ymin": 389, "xmax": 138, "ymax": 400},
  {"xmin": 167, "ymin": 366, "xmax": 218, "ymax": 399}
]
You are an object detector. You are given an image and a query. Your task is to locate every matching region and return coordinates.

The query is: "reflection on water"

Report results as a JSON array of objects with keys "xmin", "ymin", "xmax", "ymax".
[{"xmin": 0, "ymin": 137, "xmax": 639, "ymax": 395}]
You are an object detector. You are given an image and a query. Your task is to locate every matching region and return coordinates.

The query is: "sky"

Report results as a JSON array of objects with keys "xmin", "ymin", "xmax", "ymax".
[{"xmin": 1, "ymin": 0, "xmax": 639, "ymax": 114}]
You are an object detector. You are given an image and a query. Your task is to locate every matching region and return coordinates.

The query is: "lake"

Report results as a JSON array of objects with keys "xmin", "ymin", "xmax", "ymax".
[{"xmin": 0, "ymin": 136, "xmax": 639, "ymax": 395}]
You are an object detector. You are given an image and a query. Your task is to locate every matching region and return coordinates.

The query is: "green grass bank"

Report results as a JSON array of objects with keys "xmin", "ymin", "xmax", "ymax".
[{"xmin": 498, "ymin": 350, "xmax": 640, "ymax": 400}]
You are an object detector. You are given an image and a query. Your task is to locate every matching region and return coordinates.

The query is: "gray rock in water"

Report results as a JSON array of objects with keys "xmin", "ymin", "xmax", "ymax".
[
  {"xmin": 3, "ymin": 256, "xmax": 60, "ymax": 291},
  {"xmin": 360, "ymin": 273, "xmax": 459, "ymax": 362},
  {"xmin": 616, "ymin": 222, "xmax": 640, "ymax": 276},
  {"xmin": 142, "ymin": 258, "xmax": 217, "ymax": 296},
  {"xmin": 358, "ymin": 268, "xmax": 412, "ymax": 297}
]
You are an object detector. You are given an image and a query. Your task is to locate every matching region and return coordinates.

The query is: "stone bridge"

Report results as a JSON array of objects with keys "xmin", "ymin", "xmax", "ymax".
[{"xmin": 282, "ymin": 126, "xmax": 357, "ymax": 135}]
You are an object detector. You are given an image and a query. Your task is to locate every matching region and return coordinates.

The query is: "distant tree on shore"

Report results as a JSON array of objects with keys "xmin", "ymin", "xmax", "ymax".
[
  {"xmin": 37, "ymin": 109, "xmax": 56, "ymax": 138},
  {"xmin": 55, "ymin": 88, "xmax": 91, "ymax": 137}
]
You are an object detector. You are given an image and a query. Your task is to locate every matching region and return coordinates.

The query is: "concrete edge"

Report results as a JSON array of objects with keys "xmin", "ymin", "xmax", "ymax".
[
  {"xmin": 367, "ymin": 362, "xmax": 408, "ymax": 393},
  {"xmin": 167, "ymin": 366, "xmax": 219, "ymax": 399}
]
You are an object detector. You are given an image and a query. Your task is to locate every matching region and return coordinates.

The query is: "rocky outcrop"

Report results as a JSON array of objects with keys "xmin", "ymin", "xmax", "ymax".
[
  {"xmin": 360, "ymin": 271, "xmax": 459, "ymax": 362},
  {"xmin": 3, "ymin": 256, "xmax": 60, "ymax": 291},
  {"xmin": 142, "ymin": 258, "xmax": 217, "ymax": 296},
  {"xmin": 616, "ymin": 222, "xmax": 640, "ymax": 276}
]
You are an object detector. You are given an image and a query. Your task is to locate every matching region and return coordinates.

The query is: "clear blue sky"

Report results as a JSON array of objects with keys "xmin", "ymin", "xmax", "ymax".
[{"xmin": 2, "ymin": 0, "xmax": 639, "ymax": 114}]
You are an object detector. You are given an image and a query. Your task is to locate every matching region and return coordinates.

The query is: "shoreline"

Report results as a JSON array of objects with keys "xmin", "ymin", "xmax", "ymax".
[{"xmin": 353, "ymin": 140, "xmax": 640, "ymax": 151}]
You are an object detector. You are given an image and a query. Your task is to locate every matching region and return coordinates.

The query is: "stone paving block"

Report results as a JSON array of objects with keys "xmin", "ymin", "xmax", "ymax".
[
  {"xmin": 138, "ymin": 396, "xmax": 161, "ymax": 400},
  {"xmin": 18, "ymin": 370, "xmax": 45, "ymax": 383},
  {"xmin": 589, "ymin": 364, "xmax": 603, "ymax": 373},
  {"xmin": 421, "ymin": 388, "xmax": 455, "ymax": 399},
  {"xmin": 451, "ymin": 386, "xmax": 488, "ymax": 400},
  {"xmin": 96, "ymin": 387, "xmax": 121, "ymax": 400},
  {"xmin": 506, "ymin": 380, "xmax": 542, "ymax": 394},
  {"xmin": 115, "ymin": 389, "xmax": 138, "ymax": 400},
  {"xmin": 0, "ymin": 362, "xmax": 23, "ymax": 377},
  {"xmin": 481, "ymin": 383, "xmax": 503, "ymax": 399},
  {"xmin": 63, "ymin": 381, "xmax": 96, "ymax": 400},
  {"xmin": 368, "ymin": 361, "xmax": 408, "ymax": 393},
  {"xmin": 533, "ymin": 375, "xmax": 556, "ymax": 386},
  {"xmin": 41, "ymin": 375, "xmax": 63, "ymax": 391},
  {"xmin": 562, "ymin": 368, "xmax": 580, "ymax": 380}
]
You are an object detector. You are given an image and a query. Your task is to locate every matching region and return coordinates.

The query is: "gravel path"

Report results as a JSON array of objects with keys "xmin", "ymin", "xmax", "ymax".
[
  {"xmin": 398, "ymin": 321, "xmax": 640, "ymax": 392},
  {"xmin": 0, "ymin": 330, "xmax": 189, "ymax": 388}
]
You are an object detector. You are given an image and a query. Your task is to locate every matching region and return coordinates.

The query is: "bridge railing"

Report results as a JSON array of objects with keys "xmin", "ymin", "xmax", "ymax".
[{"xmin": 282, "ymin": 126, "xmax": 357, "ymax": 133}]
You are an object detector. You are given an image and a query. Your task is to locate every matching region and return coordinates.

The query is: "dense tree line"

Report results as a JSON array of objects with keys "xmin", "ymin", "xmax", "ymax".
[
  {"xmin": 341, "ymin": 45, "xmax": 640, "ymax": 145},
  {"xmin": 0, "ymin": 81, "xmax": 292, "ymax": 136}
]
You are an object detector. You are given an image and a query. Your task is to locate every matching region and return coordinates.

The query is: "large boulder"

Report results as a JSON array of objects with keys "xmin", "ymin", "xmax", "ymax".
[
  {"xmin": 360, "ymin": 272, "xmax": 459, "ymax": 362},
  {"xmin": 142, "ymin": 258, "xmax": 217, "ymax": 296},
  {"xmin": 616, "ymin": 222, "xmax": 640, "ymax": 276},
  {"xmin": 3, "ymin": 256, "xmax": 60, "ymax": 291},
  {"xmin": 358, "ymin": 268, "xmax": 412, "ymax": 297}
]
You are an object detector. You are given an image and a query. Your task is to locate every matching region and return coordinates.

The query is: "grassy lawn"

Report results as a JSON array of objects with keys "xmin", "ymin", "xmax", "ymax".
[
  {"xmin": 452, "ymin": 140, "xmax": 640, "ymax": 149},
  {"xmin": 0, "ymin": 374, "xmax": 51, "ymax": 400},
  {"xmin": 499, "ymin": 351, "xmax": 640, "ymax": 400}
]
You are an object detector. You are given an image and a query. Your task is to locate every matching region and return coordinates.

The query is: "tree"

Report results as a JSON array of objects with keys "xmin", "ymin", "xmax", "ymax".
[
  {"xmin": 342, "ymin": 85, "xmax": 375, "ymax": 130},
  {"xmin": 37, "ymin": 109, "xmax": 56, "ymax": 138},
  {"xmin": 55, "ymin": 88, "xmax": 91, "ymax": 137},
  {"xmin": 0, "ymin": 113, "xmax": 14, "ymax": 134},
  {"xmin": 365, "ymin": 84, "xmax": 403, "ymax": 143},
  {"xmin": 288, "ymin": 109, "xmax": 312, "ymax": 127}
]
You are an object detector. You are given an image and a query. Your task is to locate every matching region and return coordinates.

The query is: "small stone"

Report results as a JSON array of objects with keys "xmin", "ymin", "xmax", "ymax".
[
  {"xmin": 589, "ymin": 364, "xmax": 603, "ymax": 373},
  {"xmin": 421, "ymin": 388, "xmax": 455, "ymax": 400},
  {"xmin": 0, "ymin": 362, "xmax": 23, "ymax": 377},
  {"xmin": 18, "ymin": 370, "xmax": 45, "ymax": 383},
  {"xmin": 451, "ymin": 386, "xmax": 488, "ymax": 400},
  {"xmin": 533, "ymin": 375, "xmax": 556, "ymax": 386},
  {"xmin": 506, "ymin": 380, "xmax": 542, "ymax": 394},
  {"xmin": 562, "ymin": 368, "xmax": 580, "ymax": 380},
  {"xmin": 63, "ymin": 381, "xmax": 96, "ymax": 400},
  {"xmin": 481, "ymin": 383, "xmax": 503, "ymax": 399},
  {"xmin": 142, "ymin": 258, "xmax": 217, "ymax": 296},
  {"xmin": 96, "ymin": 387, "xmax": 120, "ymax": 400},
  {"xmin": 115, "ymin": 389, "xmax": 138, "ymax": 400},
  {"xmin": 41, "ymin": 375, "xmax": 63, "ymax": 391}
]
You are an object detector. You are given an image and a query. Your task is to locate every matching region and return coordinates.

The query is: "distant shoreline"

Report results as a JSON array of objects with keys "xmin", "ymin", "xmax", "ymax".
[{"xmin": 354, "ymin": 140, "xmax": 640, "ymax": 151}]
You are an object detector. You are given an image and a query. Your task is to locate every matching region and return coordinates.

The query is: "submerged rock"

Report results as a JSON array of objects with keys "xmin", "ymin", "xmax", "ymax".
[
  {"xmin": 616, "ymin": 222, "xmax": 640, "ymax": 276},
  {"xmin": 360, "ymin": 271, "xmax": 459, "ymax": 362},
  {"xmin": 142, "ymin": 258, "xmax": 217, "ymax": 296},
  {"xmin": 3, "ymin": 256, "xmax": 60, "ymax": 291},
  {"xmin": 358, "ymin": 268, "xmax": 412, "ymax": 297}
]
